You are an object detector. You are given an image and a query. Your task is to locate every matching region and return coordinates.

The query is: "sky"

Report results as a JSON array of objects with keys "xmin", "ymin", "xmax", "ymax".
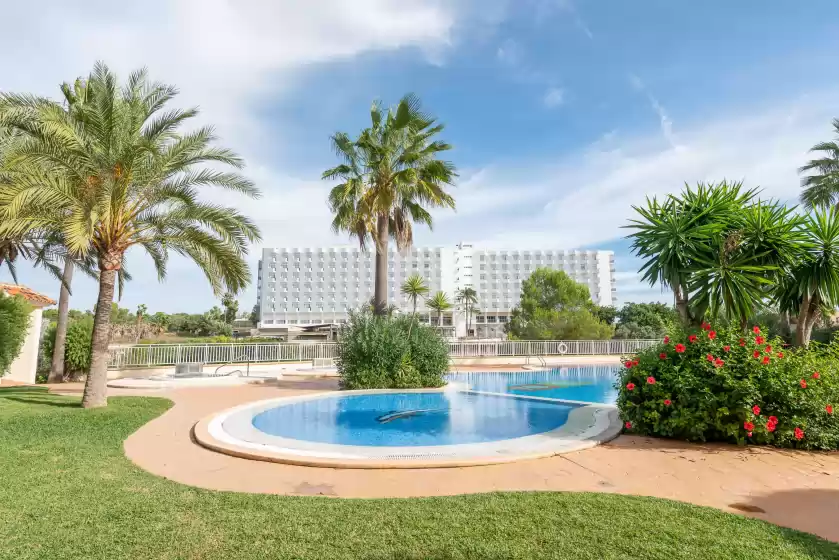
[{"xmin": 2, "ymin": 0, "xmax": 839, "ymax": 315}]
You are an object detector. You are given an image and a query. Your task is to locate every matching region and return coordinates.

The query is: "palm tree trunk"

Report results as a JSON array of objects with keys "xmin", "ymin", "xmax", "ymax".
[
  {"xmin": 47, "ymin": 259, "xmax": 74, "ymax": 383},
  {"xmin": 796, "ymin": 292, "xmax": 811, "ymax": 347},
  {"xmin": 674, "ymin": 284, "xmax": 691, "ymax": 325},
  {"xmin": 82, "ymin": 265, "xmax": 117, "ymax": 408},
  {"xmin": 373, "ymin": 215, "xmax": 389, "ymax": 316}
]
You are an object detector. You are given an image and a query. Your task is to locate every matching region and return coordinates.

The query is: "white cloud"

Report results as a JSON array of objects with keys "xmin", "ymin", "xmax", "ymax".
[
  {"xmin": 543, "ymin": 87, "xmax": 566, "ymax": 108},
  {"xmin": 496, "ymin": 39, "xmax": 523, "ymax": 66}
]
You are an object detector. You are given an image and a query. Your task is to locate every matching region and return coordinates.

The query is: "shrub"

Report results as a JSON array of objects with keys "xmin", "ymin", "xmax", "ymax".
[
  {"xmin": 0, "ymin": 292, "xmax": 32, "ymax": 375},
  {"xmin": 617, "ymin": 323, "xmax": 839, "ymax": 450},
  {"xmin": 41, "ymin": 317, "xmax": 93, "ymax": 379},
  {"xmin": 336, "ymin": 311, "xmax": 449, "ymax": 390}
]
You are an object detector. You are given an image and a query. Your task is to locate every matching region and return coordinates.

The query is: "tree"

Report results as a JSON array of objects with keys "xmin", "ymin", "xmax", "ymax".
[
  {"xmin": 626, "ymin": 181, "xmax": 803, "ymax": 328},
  {"xmin": 426, "ymin": 291, "xmax": 451, "ymax": 326},
  {"xmin": 134, "ymin": 304, "xmax": 147, "ymax": 343},
  {"xmin": 456, "ymin": 286, "xmax": 478, "ymax": 335},
  {"xmin": 614, "ymin": 302, "xmax": 678, "ymax": 339},
  {"xmin": 323, "ymin": 94, "xmax": 456, "ymax": 316},
  {"xmin": 249, "ymin": 303, "xmax": 260, "ymax": 327},
  {"xmin": 400, "ymin": 273, "xmax": 429, "ymax": 314},
  {"xmin": 593, "ymin": 305, "xmax": 617, "ymax": 325},
  {"xmin": 507, "ymin": 268, "xmax": 613, "ymax": 340},
  {"xmin": 800, "ymin": 118, "xmax": 839, "ymax": 209},
  {"xmin": 777, "ymin": 208, "xmax": 839, "ymax": 346},
  {"xmin": 0, "ymin": 62, "xmax": 261, "ymax": 407},
  {"xmin": 221, "ymin": 292, "xmax": 238, "ymax": 324}
]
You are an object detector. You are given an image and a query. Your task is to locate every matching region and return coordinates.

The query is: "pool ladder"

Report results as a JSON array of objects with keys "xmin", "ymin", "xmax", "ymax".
[{"xmin": 525, "ymin": 355, "xmax": 547, "ymax": 367}]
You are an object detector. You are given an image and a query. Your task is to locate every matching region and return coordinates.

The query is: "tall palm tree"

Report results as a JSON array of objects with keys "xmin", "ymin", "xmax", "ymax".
[
  {"xmin": 135, "ymin": 304, "xmax": 147, "ymax": 344},
  {"xmin": 400, "ymin": 273, "xmax": 428, "ymax": 314},
  {"xmin": 0, "ymin": 62, "xmax": 261, "ymax": 407},
  {"xmin": 426, "ymin": 291, "xmax": 451, "ymax": 327},
  {"xmin": 456, "ymin": 286, "xmax": 478, "ymax": 336},
  {"xmin": 800, "ymin": 118, "xmax": 839, "ymax": 209},
  {"xmin": 323, "ymin": 94, "xmax": 456, "ymax": 316}
]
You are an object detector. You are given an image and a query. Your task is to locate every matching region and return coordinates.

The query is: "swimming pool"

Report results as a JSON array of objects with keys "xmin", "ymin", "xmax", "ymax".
[
  {"xmin": 251, "ymin": 391, "xmax": 574, "ymax": 446},
  {"xmin": 447, "ymin": 365, "xmax": 620, "ymax": 404}
]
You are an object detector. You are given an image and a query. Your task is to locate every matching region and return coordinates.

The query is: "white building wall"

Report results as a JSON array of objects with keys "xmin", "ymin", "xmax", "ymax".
[{"xmin": 257, "ymin": 243, "xmax": 616, "ymax": 338}]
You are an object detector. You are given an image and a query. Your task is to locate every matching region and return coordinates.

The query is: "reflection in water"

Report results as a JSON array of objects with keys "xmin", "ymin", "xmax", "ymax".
[
  {"xmin": 252, "ymin": 391, "xmax": 573, "ymax": 447},
  {"xmin": 447, "ymin": 366, "xmax": 620, "ymax": 404}
]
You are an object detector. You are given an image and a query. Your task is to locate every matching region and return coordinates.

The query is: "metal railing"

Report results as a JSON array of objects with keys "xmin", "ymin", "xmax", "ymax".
[{"xmin": 106, "ymin": 339, "xmax": 658, "ymax": 369}]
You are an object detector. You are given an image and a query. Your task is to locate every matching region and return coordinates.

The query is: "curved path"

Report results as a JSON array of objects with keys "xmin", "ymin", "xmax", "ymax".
[{"xmin": 53, "ymin": 379, "xmax": 839, "ymax": 542}]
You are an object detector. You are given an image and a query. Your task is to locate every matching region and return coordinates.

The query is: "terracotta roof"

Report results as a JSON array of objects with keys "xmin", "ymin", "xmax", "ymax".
[{"xmin": 0, "ymin": 283, "xmax": 56, "ymax": 307}]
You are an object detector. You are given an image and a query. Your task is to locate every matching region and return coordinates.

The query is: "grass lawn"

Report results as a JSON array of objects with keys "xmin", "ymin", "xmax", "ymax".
[{"xmin": 1, "ymin": 386, "xmax": 837, "ymax": 560}]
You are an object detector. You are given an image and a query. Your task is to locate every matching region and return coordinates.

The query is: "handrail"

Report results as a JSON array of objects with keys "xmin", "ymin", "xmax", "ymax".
[{"xmin": 212, "ymin": 353, "xmax": 252, "ymax": 377}]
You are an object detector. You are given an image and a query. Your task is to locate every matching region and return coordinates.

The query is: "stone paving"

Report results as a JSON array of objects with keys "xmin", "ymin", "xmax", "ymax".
[{"xmin": 49, "ymin": 379, "xmax": 839, "ymax": 543}]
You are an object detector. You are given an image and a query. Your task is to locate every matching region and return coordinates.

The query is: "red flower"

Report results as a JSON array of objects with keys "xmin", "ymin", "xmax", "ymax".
[
  {"xmin": 753, "ymin": 326, "xmax": 761, "ymax": 334},
  {"xmin": 827, "ymin": 405, "xmax": 834, "ymax": 415},
  {"xmin": 800, "ymin": 379, "xmax": 808, "ymax": 389},
  {"xmin": 777, "ymin": 352, "xmax": 784, "ymax": 358},
  {"xmin": 646, "ymin": 376, "xmax": 656, "ymax": 385},
  {"xmin": 753, "ymin": 350, "xmax": 761, "ymax": 359},
  {"xmin": 766, "ymin": 421, "xmax": 776, "ymax": 432},
  {"xmin": 794, "ymin": 427, "xmax": 804, "ymax": 440},
  {"xmin": 632, "ymin": 360, "xmax": 639, "ymax": 367},
  {"xmin": 625, "ymin": 421, "xmax": 632, "ymax": 429},
  {"xmin": 675, "ymin": 343, "xmax": 686, "ymax": 353},
  {"xmin": 625, "ymin": 360, "xmax": 633, "ymax": 368},
  {"xmin": 755, "ymin": 336, "xmax": 765, "ymax": 345},
  {"xmin": 659, "ymin": 353, "xmax": 667, "ymax": 360},
  {"xmin": 663, "ymin": 336, "xmax": 670, "ymax": 344},
  {"xmin": 743, "ymin": 421, "xmax": 755, "ymax": 431},
  {"xmin": 706, "ymin": 353, "xmax": 714, "ymax": 362},
  {"xmin": 738, "ymin": 338, "xmax": 746, "ymax": 347},
  {"xmin": 752, "ymin": 405, "xmax": 761, "ymax": 415},
  {"xmin": 769, "ymin": 416, "xmax": 778, "ymax": 424},
  {"xmin": 688, "ymin": 334, "xmax": 698, "ymax": 343},
  {"xmin": 708, "ymin": 330, "xmax": 717, "ymax": 340},
  {"xmin": 747, "ymin": 432, "xmax": 753, "ymax": 437},
  {"xmin": 812, "ymin": 372, "xmax": 820, "ymax": 380},
  {"xmin": 762, "ymin": 356, "xmax": 770, "ymax": 365},
  {"xmin": 701, "ymin": 322, "xmax": 711, "ymax": 331},
  {"xmin": 626, "ymin": 382, "xmax": 635, "ymax": 391},
  {"xmin": 714, "ymin": 358, "xmax": 724, "ymax": 368},
  {"xmin": 663, "ymin": 399, "xmax": 672, "ymax": 406},
  {"xmin": 723, "ymin": 345, "xmax": 731, "ymax": 352},
  {"xmin": 764, "ymin": 345, "xmax": 772, "ymax": 353}
]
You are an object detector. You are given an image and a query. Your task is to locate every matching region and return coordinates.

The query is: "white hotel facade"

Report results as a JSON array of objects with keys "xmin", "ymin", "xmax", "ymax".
[{"xmin": 256, "ymin": 243, "xmax": 616, "ymax": 339}]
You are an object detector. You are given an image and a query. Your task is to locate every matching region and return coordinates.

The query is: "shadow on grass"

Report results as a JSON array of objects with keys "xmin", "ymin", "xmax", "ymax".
[
  {"xmin": 0, "ymin": 386, "xmax": 80, "ymax": 408},
  {"xmin": 1, "ymin": 395, "xmax": 80, "ymax": 408}
]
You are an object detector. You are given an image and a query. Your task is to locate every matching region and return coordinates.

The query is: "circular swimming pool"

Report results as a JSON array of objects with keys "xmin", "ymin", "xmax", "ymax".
[
  {"xmin": 196, "ymin": 387, "xmax": 622, "ymax": 468},
  {"xmin": 251, "ymin": 391, "xmax": 573, "ymax": 446}
]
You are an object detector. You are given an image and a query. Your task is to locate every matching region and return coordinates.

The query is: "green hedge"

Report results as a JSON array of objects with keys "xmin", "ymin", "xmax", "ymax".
[
  {"xmin": 335, "ymin": 311, "xmax": 449, "ymax": 390},
  {"xmin": 617, "ymin": 323, "xmax": 839, "ymax": 450},
  {"xmin": 0, "ymin": 292, "xmax": 32, "ymax": 375},
  {"xmin": 41, "ymin": 317, "xmax": 93, "ymax": 379}
]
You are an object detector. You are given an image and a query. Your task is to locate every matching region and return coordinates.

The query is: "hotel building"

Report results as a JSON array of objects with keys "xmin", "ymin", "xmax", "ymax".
[{"xmin": 256, "ymin": 243, "xmax": 616, "ymax": 339}]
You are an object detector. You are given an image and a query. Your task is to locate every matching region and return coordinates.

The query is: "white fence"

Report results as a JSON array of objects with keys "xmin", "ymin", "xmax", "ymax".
[{"xmin": 107, "ymin": 339, "xmax": 657, "ymax": 369}]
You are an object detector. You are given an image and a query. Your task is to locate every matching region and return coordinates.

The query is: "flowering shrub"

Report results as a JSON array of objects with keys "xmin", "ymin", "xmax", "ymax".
[{"xmin": 617, "ymin": 324, "xmax": 839, "ymax": 450}]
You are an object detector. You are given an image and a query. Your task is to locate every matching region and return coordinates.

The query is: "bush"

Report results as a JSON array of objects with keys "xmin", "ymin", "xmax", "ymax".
[
  {"xmin": 617, "ymin": 323, "xmax": 839, "ymax": 450},
  {"xmin": 41, "ymin": 317, "xmax": 93, "ymax": 380},
  {"xmin": 0, "ymin": 292, "xmax": 32, "ymax": 375},
  {"xmin": 336, "ymin": 311, "xmax": 449, "ymax": 390}
]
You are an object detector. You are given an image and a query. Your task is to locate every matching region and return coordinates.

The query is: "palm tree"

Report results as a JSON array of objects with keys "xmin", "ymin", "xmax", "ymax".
[
  {"xmin": 135, "ymin": 304, "xmax": 147, "ymax": 343},
  {"xmin": 0, "ymin": 62, "xmax": 261, "ymax": 407},
  {"xmin": 777, "ymin": 208, "xmax": 839, "ymax": 346},
  {"xmin": 800, "ymin": 118, "xmax": 839, "ymax": 209},
  {"xmin": 323, "ymin": 94, "xmax": 456, "ymax": 316},
  {"xmin": 426, "ymin": 291, "xmax": 451, "ymax": 327},
  {"xmin": 456, "ymin": 286, "xmax": 478, "ymax": 336},
  {"xmin": 400, "ymin": 273, "xmax": 429, "ymax": 314}
]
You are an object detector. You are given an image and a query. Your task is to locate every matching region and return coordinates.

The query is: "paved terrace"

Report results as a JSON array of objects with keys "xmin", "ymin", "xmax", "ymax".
[{"xmin": 47, "ymin": 378, "xmax": 839, "ymax": 543}]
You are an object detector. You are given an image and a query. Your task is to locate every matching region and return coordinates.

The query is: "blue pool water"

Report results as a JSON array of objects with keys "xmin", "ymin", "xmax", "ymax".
[
  {"xmin": 251, "ymin": 391, "xmax": 574, "ymax": 446},
  {"xmin": 446, "ymin": 365, "xmax": 620, "ymax": 404}
]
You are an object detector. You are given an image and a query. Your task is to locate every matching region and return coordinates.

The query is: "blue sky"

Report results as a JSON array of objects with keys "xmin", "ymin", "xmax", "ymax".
[{"xmin": 2, "ymin": 0, "xmax": 839, "ymax": 314}]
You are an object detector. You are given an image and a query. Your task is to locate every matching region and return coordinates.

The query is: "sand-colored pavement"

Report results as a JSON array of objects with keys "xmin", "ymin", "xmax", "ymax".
[{"xmin": 50, "ymin": 379, "xmax": 839, "ymax": 543}]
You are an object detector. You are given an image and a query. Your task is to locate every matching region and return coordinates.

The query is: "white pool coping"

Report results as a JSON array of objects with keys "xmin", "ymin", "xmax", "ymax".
[{"xmin": 194, "ymin": 387, "xmax": 622, "ymax": 469}]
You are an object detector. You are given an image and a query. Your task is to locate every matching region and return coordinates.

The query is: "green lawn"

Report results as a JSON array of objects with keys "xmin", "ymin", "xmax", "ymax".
[{"xmin": 1, "ymin": 387, "xmax": 837, "ymax": 560}]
